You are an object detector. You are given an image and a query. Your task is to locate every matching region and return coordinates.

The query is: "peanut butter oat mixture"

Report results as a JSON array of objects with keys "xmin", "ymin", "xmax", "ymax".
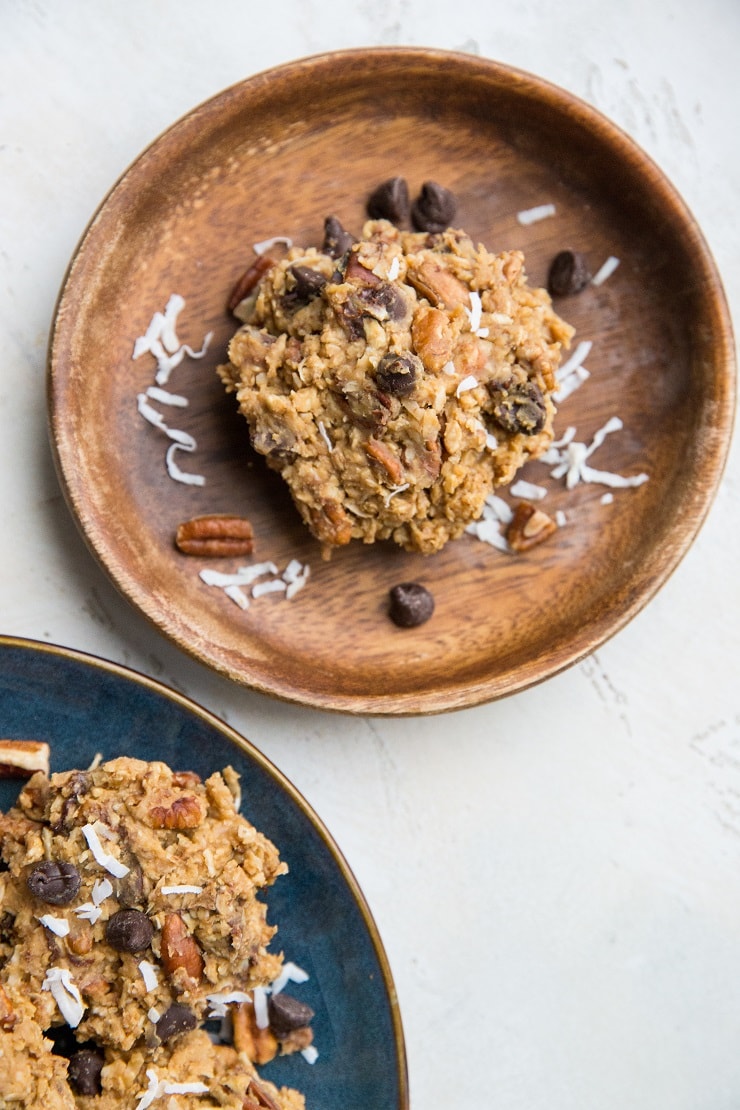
[
  {"xmin": 0, "ymin": 757, "xmax": 311, "ymax": 1109},
  {"xmin": 219, "ymin": 218, "xmax": 574, "ymax": 556}
]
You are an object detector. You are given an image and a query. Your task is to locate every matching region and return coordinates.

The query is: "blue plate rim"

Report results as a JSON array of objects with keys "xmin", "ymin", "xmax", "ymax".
[{"xmin": 0, "ymin": 632, "xmax": 409, "ymax": 1107}]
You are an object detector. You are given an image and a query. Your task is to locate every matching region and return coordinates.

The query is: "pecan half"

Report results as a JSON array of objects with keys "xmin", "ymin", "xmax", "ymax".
[
  {"xmin": 227, "ymin": 255, "xmax": 276, "ymax": 312},
  {"xmin": 160, "ymin": 913, "xmax": 204, "ymax": 984},
  {"xmin": 175, "ymin": 515, "xmax": 254, "ymax": 558},
  {"xmin": 506, "ymin": 501, "xmax": 558, "ymax": 552},
  {"xmin": 232, "ymin": 1000, "xmax": 279, "ymax": 1065},
  {"xmin": 406, "ymin": 259, "xmax": 470, "ymax": 309},
  {"xmin": 0, "ymin": 740, "xmax": 50, "ymax": 779},
  {"xmin": 148, "ymin": 794, "xmax": 205, "ymax": 830}
]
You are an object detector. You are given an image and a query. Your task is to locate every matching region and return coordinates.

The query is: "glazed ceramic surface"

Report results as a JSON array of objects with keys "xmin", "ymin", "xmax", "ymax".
[{"xmin": 0, "ymin": 635, "xmax": 408, "ymax": 1109}]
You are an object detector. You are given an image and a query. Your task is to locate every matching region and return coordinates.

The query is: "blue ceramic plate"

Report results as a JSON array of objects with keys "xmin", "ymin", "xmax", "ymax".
[{"xmin": 0, "ymin": 635, "xmax": 408, "ymax": 1108}]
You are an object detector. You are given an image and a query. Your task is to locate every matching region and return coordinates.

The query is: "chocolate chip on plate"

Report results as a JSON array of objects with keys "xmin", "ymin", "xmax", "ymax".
[
  {"xmin": 156, "ymin": 1003, "xmax": 198, "ymax": 1043},
  {"xmin": 389, "ymin": 582, "xmax": 435, "ymax": 628},
  {"xmin": 268, "ymin": 992, "xmax": 316, "ymax": 1039},
  {"xmin": 547, "ymin": 249, "xmax": 591, "ymax": 296},
  {"xmin": 105, "ymin": 908, "xmax": 154, "ymax": 953},
  {"xmin": 26, "ymin": 860, "xmax": 81, "ymax": 905},
  {"xmin": 366, "ymin": 176, "xmax": 410, "ymax": 224},
  {"xmin": 411, "ymin": 181, "xmax": 457, "ymax": 233},
  {"xmin": 67, "ymin": 1047, "xmax": 105, "ymax": 1096}
]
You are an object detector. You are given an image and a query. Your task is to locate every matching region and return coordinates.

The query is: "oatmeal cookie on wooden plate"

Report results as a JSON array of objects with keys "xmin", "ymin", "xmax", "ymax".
[{"xmin": 219, "ymin": 218, "xmax": 573, "ymax": 557}]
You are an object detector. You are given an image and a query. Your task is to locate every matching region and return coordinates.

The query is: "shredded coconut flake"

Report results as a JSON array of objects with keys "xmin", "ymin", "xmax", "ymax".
[
  {"xmin": 555, "ymin": 509, "xmax": 568, "ymax": 527},
  {"xmin": 75, "ymin": 902, "xmax": 102, "ymax": 925},
  {"xmin": 557, "ymin": 340, "xmax": 593, "ymax": 381},
  {"xmin": 92, "ymin": 878, "xmax": 113, "ymax": 905},
  {"xmin": 481, "ymin": 494, "xmax": 514, "ymax": 525},
  {"xmin": 548, "ymin": 416, "xmax": 649, "ymax": 490},
  {"xmin": 138, "ymin": 961, "xmax": 159, "ymax": 993},
  {"xmin": 148, "ymin": 1007, "xmax": 161, "ymax": 1024},
  {"xmin": 465, "ymin": 291, "xmax": 483, "ymax": 333},
  {"xmin": 517, "ymin": 203, "xmax": 556, "ymax": 225},
  {"xmin": 253, "ymin": 986, "xmax": 270, "ymax": 1029},
  {"xmin": 38, "ymin": 914, "xmax": 70, "ymax": 937},
  {"xmin": 384, "ymin": 482, "xmax": 410, "ymax": 506},
  {"xmin": 252, "ymin": 578, "xmax": 287, "ymax": 599},
  {"xmin": 442, "ymin": 360, "xmax": 456, "ymax": 375},
  {"xmin": 302, "ymin": 1045, "xmax": 320, "ymax": 1065},
  {"xmin": 164, "ymin": 1083, "xmax": 209, "ymax": 1096},
  {"xmin": 388, "ymin": 256, "xmax": 400, "ymax": 280},
  {"xmin": 165, "ymin": 441, "xmax": 206, "ymax": 486},
  {"xmin": 224, "ymin": 585, "xmax": 250, "ymax": 609},
  {"xmin": 317, "ymin": 420, "xmax": 334, "ymax": 452},
  {"xmin": 554, "ymin": 365, "xmax": 590, "ymax": 403},
  {"xmin": 271, "ymin": 962, "xmax": 310, "ymax": 996},
  {"xmin": 282, "ymin": 559, "xmax": 305, "ymax": 583},
  {"xmin": 591, "ymin": 255, "xmax": 620, "ymax": 286},
  {"xmin": 135, "ymin": 1070, "xmax": 162, "ymax": 1110},
  {"xmin": 600, "ymin": 492, "xmax": 614, "ymax": 504},
  {"xmin": 145, "ymin": 386, "xmax": 189, "ymax": 408},
  {"xmin": 510, "ymin": 479, "xmax": 548, "ymax": 501},
  {"xmin": 456, "ymin": 374, "xmax": 478, "ymax": 397},
  {"xmin": 253, "ymin": 236, "xmax": 293, "ymax": 255},
  {"xmin": 81, "ymin": 823, "xmax": 129, "ymax": 878},
  {"xmin": 466, "ymin": 518, "xmax": 510, "ymax": 551},
  {"xmin": 161, "ymin": 885, "xmax": 203, "ymax": 895},
  {"xmin": 42, "ymin": 967, "xmax": 85, "ymax": 1028},
  {"xmin": 206, "ymin": 991, "xmax": 252, "ymax": 1019}
]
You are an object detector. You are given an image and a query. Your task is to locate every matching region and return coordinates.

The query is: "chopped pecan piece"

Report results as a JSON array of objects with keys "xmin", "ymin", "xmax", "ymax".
[
  {"xmin": 175, "ymin": 515, "xmax": 254, "ymax": 558},
  {"xmin": 506, "ymin": 500, "xmax": 558, "ymax": 552},
  {"xmin": 160, "ymin": 913, "xmax": 204, "ymax": 984},
  {"xmin": 406, "ymin": 259, "xmax": 471, "ymax": 309},
  {"xmin": 410, "ymin": 305, "xmax": 454, "ymax": 372},
  {"xmin": 232, "ymin": 1000, "xmax": 279, "ymax": 1065},
  {"xmin": 228, "ymin": 255, "xmax": 276, "ymax": 312},
  {"xmin": 365, "ymin": 437, "xmax": 405, "ymax": 485},
  {"xmin": 244, "ymin": 1078, "xmax": 281, "ymax": 1110}
]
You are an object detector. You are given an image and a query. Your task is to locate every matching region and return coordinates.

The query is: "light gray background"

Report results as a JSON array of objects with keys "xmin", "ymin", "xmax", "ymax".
[{"xmin": 2, "ymin": 3, "xmax": 739, "ymax": 1106}]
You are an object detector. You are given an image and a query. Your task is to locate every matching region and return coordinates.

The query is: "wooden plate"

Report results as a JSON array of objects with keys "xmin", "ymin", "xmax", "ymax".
[{"xmin": 48, "ymin": 48, "xmax": 735, "ymax": 714}]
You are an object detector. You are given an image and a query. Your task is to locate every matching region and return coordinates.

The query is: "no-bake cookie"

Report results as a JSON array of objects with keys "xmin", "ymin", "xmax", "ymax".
[
  {"xmin": 219, "ymin": 217, "xmax": 574, "ymax": 556},
  {"xmin": 0, "ymin": 757, "xmax": 310, "ymax": 1109}
]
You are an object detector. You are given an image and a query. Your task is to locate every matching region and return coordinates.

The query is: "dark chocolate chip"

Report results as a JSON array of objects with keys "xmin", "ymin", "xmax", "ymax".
[
  {"xmin": 547, "ymin": 250, "xmax": 591, "ymax": 296},
  {"xmin": 105, "ymin": 908, "xmax": 153, "ymax": 953},
  {"xmin": 267, "ymin": 992, "xmax": 315, "ymax": 1039},
  {"xmin": 356, "ymin": 282, "xmax": 407, "ymax": 322},
  {"xmin": 489, "ymin": 382, "xmax": 547, "ymax": 436},
  {"xmin": 287, "ymin": 265, "xmax": 328, "ymax": 303},
  {"xmin": 67, "ymin": 1048, "xmax": 105, "ymax": 1096},
  {"xmin": 26, "ymin": 860, "xmax": 81, "ymax": 906},
  {"xmin": 366, "ymin": 176, "xmax": 410, "ymax": 224},
  {"xmin": 155, "ymin": 1003, "xmax": 198, "ymax": 1044},
  {"xmin": 322, "ymin": 216, "xmax": 355, "ymax": 259},
  {"xmin": 389, "ymin": 583, "xmax": 435, "ymax": 628},
  {"xmin": 411, "ymin": 181, "xmax": 457, "ymax": 233},
  {"xmin": 375, "ymin": 353, "xmax": 420, "ymax": 396}
]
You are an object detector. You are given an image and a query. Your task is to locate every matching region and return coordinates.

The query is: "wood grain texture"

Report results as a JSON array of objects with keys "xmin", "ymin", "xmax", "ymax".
[{"xmin": 47, "ymin": 48, "xmax": 736, "ymax": 714}]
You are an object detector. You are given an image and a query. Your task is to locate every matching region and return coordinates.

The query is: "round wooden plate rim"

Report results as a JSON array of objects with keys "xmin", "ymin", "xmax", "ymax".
[{"xmin": 47, "ymin": 48, "xmax": 736, "ymax": 715}]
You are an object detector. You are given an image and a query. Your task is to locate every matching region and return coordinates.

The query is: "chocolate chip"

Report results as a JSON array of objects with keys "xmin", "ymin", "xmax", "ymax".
[
  {"xmin": 547, "ymin": 250, "xmax": 591, "ymax": 296},
  {"xmin": 375, "ymin": 353, "xmax": 420, "ymax": 396},
  {"xmin": 286, "ymin": 265, "xmax": 328, "ymax": 304},
  {"xmin": 267, "ymin": 993, "xmax": 315, "ymax": 1039},
  {"xmin": 411, "ymin": 181, "xmax": 457, "ymax": 233},
  {"xmin": 67, "ymin": 1047, "xmax": 105, "ymax": 1096},
  {"xmin": 322, "ymin": 216, "xmax": 355, "ymax": 259},
  {"xmin": 26, "ymin": 861, "xmax": 81, "ymax": 906},
  {"xmin": 356, "ymin": 282, "xmax": 407, "ymax": 322},
  {"xmin": 366, "ymin": 176, "xmax": 410, "ymax": 224},
  {"xmin": 155, "ymin": 1003, "xmax": 198, "ymax": 1043},
  {"xmin": 105, "ymin": 908, "xmax": 153, "ymax": 953},
  {"xmin": 489, "ymin": 382, "xmax": 547, "ymax": 436},
  {"xmin": 389, "ymin": 583, "xmax": 435, "ymax": 628}
]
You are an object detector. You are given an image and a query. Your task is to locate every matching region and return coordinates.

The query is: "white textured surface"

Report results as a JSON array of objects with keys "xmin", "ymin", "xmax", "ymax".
[{"xmin": 2, "ymin": 2, "xmax": 740, "ymax": 1106}]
